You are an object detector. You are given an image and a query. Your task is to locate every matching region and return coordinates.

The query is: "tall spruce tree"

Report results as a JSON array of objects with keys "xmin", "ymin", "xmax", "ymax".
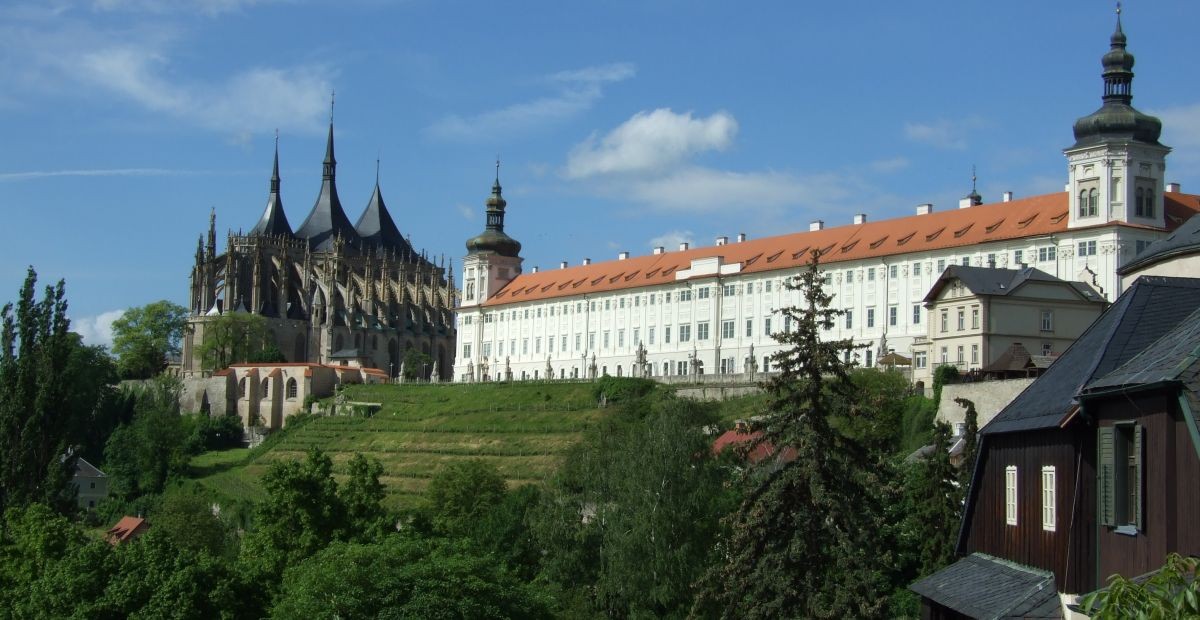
[
  {"xmin": 912, "ymin": 421, "xmax": 960, "ymax": 575},
  {"xmin": 954, "ymin": 397, "xmax": 979, "ymax": 494},
  {"xmin": 0, "ymin": 268, "xmax": 84, "ymax": 517},
  {"xmin": 693, "ymin": 252, "xmax": 892, "ymax": 619}
]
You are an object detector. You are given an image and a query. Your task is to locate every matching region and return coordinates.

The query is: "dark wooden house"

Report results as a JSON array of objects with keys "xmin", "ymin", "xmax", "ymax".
[{"xmin": 912, "ymin": 275, "xmax": 1200, "ymax": 618}]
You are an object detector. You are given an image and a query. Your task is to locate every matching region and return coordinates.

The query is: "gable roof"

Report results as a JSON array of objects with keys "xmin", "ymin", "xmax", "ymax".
[
  {"xmin": 1118, "ymin": 211, "xmax": 1200, "ymax": 275},
  {"xmin": 1083, "ymin": 304, "xmax": 1200, "ymax": 393},
  {"xmin": 982, "ymin": 276, "xmax": 1200, "ymax": 435},
  {"xmin": 910, "ymin": 553, "xmax": 1061, "ymax": 619},
  {"xmin": 923, "ymin": 265, "xmax": 1102, "ymax": 304},
  {"xmin": 74, "ymin": 457, "xmax": 106, "ymax": 478},
  {"xmin": 482, "ymin": 191, "xmax": 1200, "ymax": 307},
  {"xmin": 105, "ymin": 516, "xmax": 149, "ymax": 545}
]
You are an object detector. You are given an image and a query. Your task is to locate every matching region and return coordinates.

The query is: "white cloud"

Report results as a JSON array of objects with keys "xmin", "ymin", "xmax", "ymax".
[
  {"xmin": 456, "ymin": 203, "xmax": 475, "ymax": 220},
  {"xmin": 72, "ymin": 46, "xmax": 333, "ymax": 134},
  {"xmin": 629, "ymin": 167, "xmax": 848, "ymax": 214},
  {"xmin": 869, "ymin": 156, "xmax": 910, "ymax": 173},
  {"xmin": 0, "ymin": 168, "xmax": 192, "ymax": 182},
  {"xmin": 904, "ymin": 116, "xmax": 987, "ymax": 150},
  {"xmin": 72, "ymin": 309, "xmax": 125, "ymax": 349},
  {"xmin": 565, "ymin": 109, "xmax": 738, "ymax": 179},
  {"xmin": 648, "ymin": 230, "xmax": 694, "ymax": 250},
  {"xmin": 91, "ymin": 0, "xmax": 281, "ymax": 16},
  {"xmin": 426, "ymin": 62, "xmax": 635, "ymax": 142},
  {"xmin": 1154, "ymin": 102, "xmax": 1200, "ymax": 148}
]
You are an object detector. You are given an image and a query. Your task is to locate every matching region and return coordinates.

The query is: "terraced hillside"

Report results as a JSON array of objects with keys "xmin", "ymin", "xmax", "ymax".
[{"xmin": 187, "ymin": 382, "xmax": 609, "ymax": 511}]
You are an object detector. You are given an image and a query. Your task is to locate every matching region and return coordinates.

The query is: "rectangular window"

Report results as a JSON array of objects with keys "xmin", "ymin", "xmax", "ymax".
[
  {"xmin": 866, "ymin": 308, "xmax": 876, "ymax": 328},
  {"xmin": 914, "ymin": 351, "xmax": 927, "ymax": 369},
  {"xmin": 522, "ymin": 339, "xmax": 529, "ymax": 355},
  {"xmin": 913, "ymin": 304, "xmax": 921, "ymax": 325},
  {"xmin": 765, "ymin": 281, "xmax": 773, "ymax": 293},
  {"xmin": 889, "ymin": 265, "xmax": 898, "ymax": 279},
  {"xmin": 971, "ymin": 307, "xmax": 980, "ymax": 329},
  {"xmin": 604, "ymin": 300, "xmax": 610, "ymax": 310},
  {"xmin": 632, "ymin": 328, "xmax": 639, "ymax": 345},
  {"xmin": 1040, "ymin": 310, "xmax": 1054, "ymax": 332},
  {"xmin": 588, "ymin": 332, "xmax": 596, "ymax": 350},
  {"xmin": 575, "ymin": 333, "xmax": 581, "ymax": 351},
  {"xmin": 649, "ymin": 294, "xmax": 656, "ymax": 305},
  {"xmin": 679, "ymin": 290, "xmax": 692, "ymax": 302},
  {"xmin": 535, "ymin": 337, "xmax": 541, "ymax": 354},
  {"xmin": 957, "ymin": 309, "xmax": 965, "ymax": 331},
  {"xmin": 961, "ymin": 257, "xmax": 971, "ymax": 266},
  {"xmin": 1078, "ymin": 240, "xmax": 1097, "ymax": 256},
  {"xmin": 665, "ymin": 326, "xmax": 672, "ymax": 344},
  {"xmin": 617, "ymin": 329, "xmax": 625, "ymax": 348},
  {"xmin": 679, "ymin": 324, "xmax": 692, "ymax": 342},
  {"xmin": 463, "ymin": 343, "xmax": 472, "ymax": 358},
  {"xmin": 956, "ymin": 345, "xmax": 964, "ymax": 363},
  {"xmin": 1014, "ymin": 249, "xmax": 1024, "ymax": 264},
  {"xmin": 482, "ymin": 343, "xmax": 491, "ymax": 358},
  {"xmin": 649, "ymin": 327, "xmax": 656, "ymax": 345},
  {"xmin": 697, "ymin": 322, "xmax": 709, "ymax": 341},
  {"xmin": 1005, "ymin": 466, "xmax": 1018, "ymax": 526},
  {"xmin": 1042, "ymin": 466, "xmax": 1056, "ymax": 532},
  {"xmin": 561, "ymin": 336, "xmax": 567, "ymax": 352},
  {"xmin": 846, "ymin": 270, "xmax": 854, "ymax": 284},
  {"xmin": 764, "ymin": 317, "xmax": 772, "ymax": 336},
  {"xmin": 937, "ymin": 259, "xmax": 946, "ymax": 274},
  {"xmin": 722, "ymin": 320, "xmax": 735, "ymax": 339},
  {"xmin": 1099, "ymin": 424, "xmax": 1143, "ymax": 530},
  {"xmin": 1038, "ymin": 246, "xmax": 1057, "ymax": 262},
  {"xmin": 940, "ymin": 346, "xmax": 948, "ymax": 363},
  {"xmin": 845, "ymin": 310, "xmax": 854, "ymax": 329},
  {"xmin": 723, "ymin": 284, "xmax": 736, "ymax": 297},
  {"xmin": 867, "ymin": 267, "xmax": 876, "ymax": 282},
  {"xmin": 745, "ymin": 319, "xmax": 753, "ymax": 337},
  {"xmin": 913, "ymin": 262, "xmax": 922, "ymax": 277},
  {"xmin": 603, "ymin": 331, "xmax": 610, "ymax": 349},
  {"xmin": 940, "ymin": 310, "xmax": 948, "ymax": 333},
  {"xmin": 697, "ymin": 287, "xmax": 710, "ymax": 299},
  {"xmin": 971, "ymin": 344, "xmax": 979, "ymax": 364},
  {"xmin": 634, "ymin": 296, "xmax": 640, "ymax": 307},
  {"xmin": 619, "ymin": 298, "xmax": 626, "ymax": 309}
]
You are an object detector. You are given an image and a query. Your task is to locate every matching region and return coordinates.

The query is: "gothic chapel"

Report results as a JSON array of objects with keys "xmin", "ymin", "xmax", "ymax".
[{"xmin": 181, "ymin": 122, "xmax": 457, "ymax": 380}]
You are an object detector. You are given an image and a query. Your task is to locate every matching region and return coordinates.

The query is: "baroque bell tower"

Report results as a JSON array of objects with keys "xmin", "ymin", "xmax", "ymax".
[{"xmin": 1065, "ymin": 6, "xmax": 1169, "ymax": 230}]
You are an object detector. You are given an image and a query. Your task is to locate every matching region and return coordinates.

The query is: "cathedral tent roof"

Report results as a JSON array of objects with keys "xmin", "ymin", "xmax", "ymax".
[
  {"xmin": 295, "ymin": 123, "xmax": 360, "ymax": 252},
  {"xmin": 355, "ymin": 181, "xmax": 416, "ymax": 257},
  {"xmin": 249, "ymin": 141, "xmax": 293, "ymax": 237}
]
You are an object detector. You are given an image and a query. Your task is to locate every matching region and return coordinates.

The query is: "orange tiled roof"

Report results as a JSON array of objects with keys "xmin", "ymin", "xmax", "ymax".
[
  {"xmin": 105, "ymin": 516, "xmax": 148, "ymax": 545},
  {"xmin": 482, "ymin": 192, "xmax": 1200, "ymax": 307}
]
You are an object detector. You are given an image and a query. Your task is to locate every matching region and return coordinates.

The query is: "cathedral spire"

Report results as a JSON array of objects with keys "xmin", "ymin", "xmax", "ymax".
[
  {"xmin": 250, "ymin": 132, "xmax": 293, "ymax": 237},
  {"xmin": 296, "ymin": 111, "xmax": 360, "ymax": 251},
  {"xmin": 466, "ymin": 161, "xmax": 522, "ymax": 257}
]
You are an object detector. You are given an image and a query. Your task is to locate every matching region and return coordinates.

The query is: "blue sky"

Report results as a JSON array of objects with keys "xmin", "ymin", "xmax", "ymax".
[{"xmin": 3, "ymin": 1, "xmax": 1199, "ymax": 347}]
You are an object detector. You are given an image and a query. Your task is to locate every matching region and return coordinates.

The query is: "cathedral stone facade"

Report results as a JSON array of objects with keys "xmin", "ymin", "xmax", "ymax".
[{"xmin": 181, "ymin": 123, "xmax": 456, "ymax": 380}]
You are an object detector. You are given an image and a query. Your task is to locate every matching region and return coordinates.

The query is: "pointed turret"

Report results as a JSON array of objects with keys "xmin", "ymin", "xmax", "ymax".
[
  {"xmin": 1071, "ymin": 7, "xmax": 1163, "ymax": 148},
  {"xmin": 466, "ymin": 162, "xmax": 522, "ymax": 258},
  {"xmin": 355, "ymin": 161, "xmax": 416, "ymax": 258},
  {"xmin": 250, "ymin": 136, "xmax": 294, "ymax": 237},
  {"xmin": 295, "ymin": 122, "xmax": 360, "ymax": 251}
]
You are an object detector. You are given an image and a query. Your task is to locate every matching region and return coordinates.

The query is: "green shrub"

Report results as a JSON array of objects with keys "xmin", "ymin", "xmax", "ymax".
[{"xmin": 591, "ymin": 376, "xmax": 656, "ymax": 404}]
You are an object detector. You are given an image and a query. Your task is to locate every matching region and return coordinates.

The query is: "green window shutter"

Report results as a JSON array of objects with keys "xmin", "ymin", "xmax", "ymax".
[
  {"xmin": 1098, "ymin": 426, "xmax": 1115, "ymax": 527},
  {"xmin": 1134, "ymin": 424, "xmax": 1144, "ymax": 532}
]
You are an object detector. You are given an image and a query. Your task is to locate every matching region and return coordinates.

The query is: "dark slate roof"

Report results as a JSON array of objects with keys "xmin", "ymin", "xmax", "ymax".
[
  {"xmin": 1118, "ymin": 212, "xmax": 1200, "ymax": 275},
  {"xmin": 924, "ymin": 265, "xmax": 1102, "ymax": 304},
  {"xmin": 330, "ymin": 348, "xmax": 364, "ymax": 359},
  {"xmin": 249, "ymin": 146, "xmax": 293, "ymax": 237},
  {"xmin": 294, "ymin": 123, "xmax": 361, "ymax": 252},
  {"xmin": 983, "ymin": 276, "xmax": 1200, "ymax": 435},
  {"xmin": 910, "ymin": 553, "xmax": 1061, "ymax": 619},
  {"xmin": 354, "ymin": 183, "xmax": 416, "ymax": 257},
  {"xmin": 1084, "ymin": 305, "xmax": 1200, "ymax": 392},
  {"xmin": 982, "ymin": 342, "xmax": 1035, "ymax": 373},
  {"xmin": 74, "ymin": 457, "xmax": 106, "ymax": 478}
]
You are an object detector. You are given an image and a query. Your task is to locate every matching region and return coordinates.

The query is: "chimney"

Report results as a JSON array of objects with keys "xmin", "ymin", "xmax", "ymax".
[
  {"xmin": 1167, "ymin": 182, "xmax": 1181, "ymax": 193},
  {"xmin": 582, "ymin": 258, "xmax": 591, "ymax": 266},
  {"xmin": 736, "ymin": 232, "xmax": 746, "ymax": 243},
  {"xmin": 916, "ymin": 203, "xmax": 933, "ymax": 215},
  {"xmin": 958, "ymin": 197, "xmax": 974, "ymax": 209},
  {"xmin": 618, "ymin": 251, "xmax": 629, "ymax": 260},
  {"xmin": 678, "ymin": 242, "xmax": 689, "ymax": 251},
  {"xmin": 1002, "ymin": 191, "xmax": 1013, "ymax": 202},
  {"xmin": 715, "ymin": 236, "xmax": 728, "ymax": 246},
  {"xmin": 809, "ymin": 220, "xmax": 824, "ymax": 232},
  {"xmin": 559, "ymin": 261, "xmax": 568, "ymax": 269},
  {"xmin": 852, "ymin": 213, "xmax": 867, "ymax": 225},
  {"xmin": 653, "ymin": 246, "xmax": 665, "ymax": 255},
  {"xmin": 531, "ymin": 266, "xmax": 539, "ymax": 274}
]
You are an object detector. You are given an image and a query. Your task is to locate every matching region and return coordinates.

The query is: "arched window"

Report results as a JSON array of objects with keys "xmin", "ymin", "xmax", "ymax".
[
  {"xmin": 286, "ymin": 378, "xmax": 298, "ymax": 400},
  {"xmin": 1145, "ymin": 189, "xmax": 1155, "ymax": 217},
  {"xmin": 1078, "ymin": 189, "xmax": 1088, "ymax": 217},
  {"xmin": 238, "ymin": 377, "xmax": 247, "ymax": 398},
  {"xmin": 1136, "ymin": 187, "xmax": 1145, "ymax": 216},
  {"xmin": 260, "ymin": 378, "xmax": 270, "ymax": 398},
  {"xmin": 1087, "ymin": 189, "xmax": 1099, "ymax": 217}
]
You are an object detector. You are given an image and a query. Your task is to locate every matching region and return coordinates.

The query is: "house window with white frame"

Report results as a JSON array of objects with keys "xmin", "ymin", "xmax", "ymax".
[
  {"xmin": 722, "ymin": 320, "xmax": 735, "ymax": 339},
  {"xmin": 679, "ymin": 324, "xmax": 691, "ymax": 342},
  {"xmin": 1005, "ymin": 465, "xmax": 1018, "ymax": 526},
  {"xmin": 1042, "ymin": 466, "xmax": 1056, "ymax": 532},
  {"xmin": 697, "ymin": 322, "xmax": 709, "ymax": 341},
  {"xmin": 1040, "ymin": 310, "xmax": 1054, "ymax": 332}
]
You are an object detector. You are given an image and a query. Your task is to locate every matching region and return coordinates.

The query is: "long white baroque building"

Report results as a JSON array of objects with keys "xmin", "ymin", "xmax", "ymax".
[{"xmin": 453, "ymin": 20, "xmax": 1200, "ymax": 383}]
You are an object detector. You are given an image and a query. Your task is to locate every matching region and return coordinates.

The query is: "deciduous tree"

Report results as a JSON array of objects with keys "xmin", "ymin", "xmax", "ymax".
[
  {"xmin": 195, "ymin": 312, "xmax": 283, "ymax": 371},
  {"xmin": 110, "ymin": 300, "xmax": 188, "ymax": 379}
]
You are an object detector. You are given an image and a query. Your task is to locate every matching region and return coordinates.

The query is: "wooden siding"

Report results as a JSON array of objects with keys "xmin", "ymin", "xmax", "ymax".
[
  {"xmin": 962, "ymin": 427, "xmax": 1096, "ymax": 594},
  {"xmin": 1095, "ymin": 392, "xmax": 1200, "ymax": 582}
]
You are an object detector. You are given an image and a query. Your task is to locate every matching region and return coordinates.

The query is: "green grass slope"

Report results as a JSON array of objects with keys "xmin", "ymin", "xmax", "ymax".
[{"xmin": 186, "ymin": 382, "xmax": 609, "ymax": 511}]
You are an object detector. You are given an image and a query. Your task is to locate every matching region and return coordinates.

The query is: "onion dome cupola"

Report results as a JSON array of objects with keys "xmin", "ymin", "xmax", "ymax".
[
  {"xmin": 466, "ymin": 164, "xmax": 522, "ymax": 258},
  {"xmin": 354, "ymin": 162, "xmax": 417, "ymax": 258},
  {"xmin": 1071, "ymin": 9, "xmax": 1163, "ymax": 148},
  {"xmin": 249, "ymin": 136, "xmax": 294, "ymax": 237},
  {"xmin": 295, "ymin": 121, "xmax": 361, "ymax": 251}
]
